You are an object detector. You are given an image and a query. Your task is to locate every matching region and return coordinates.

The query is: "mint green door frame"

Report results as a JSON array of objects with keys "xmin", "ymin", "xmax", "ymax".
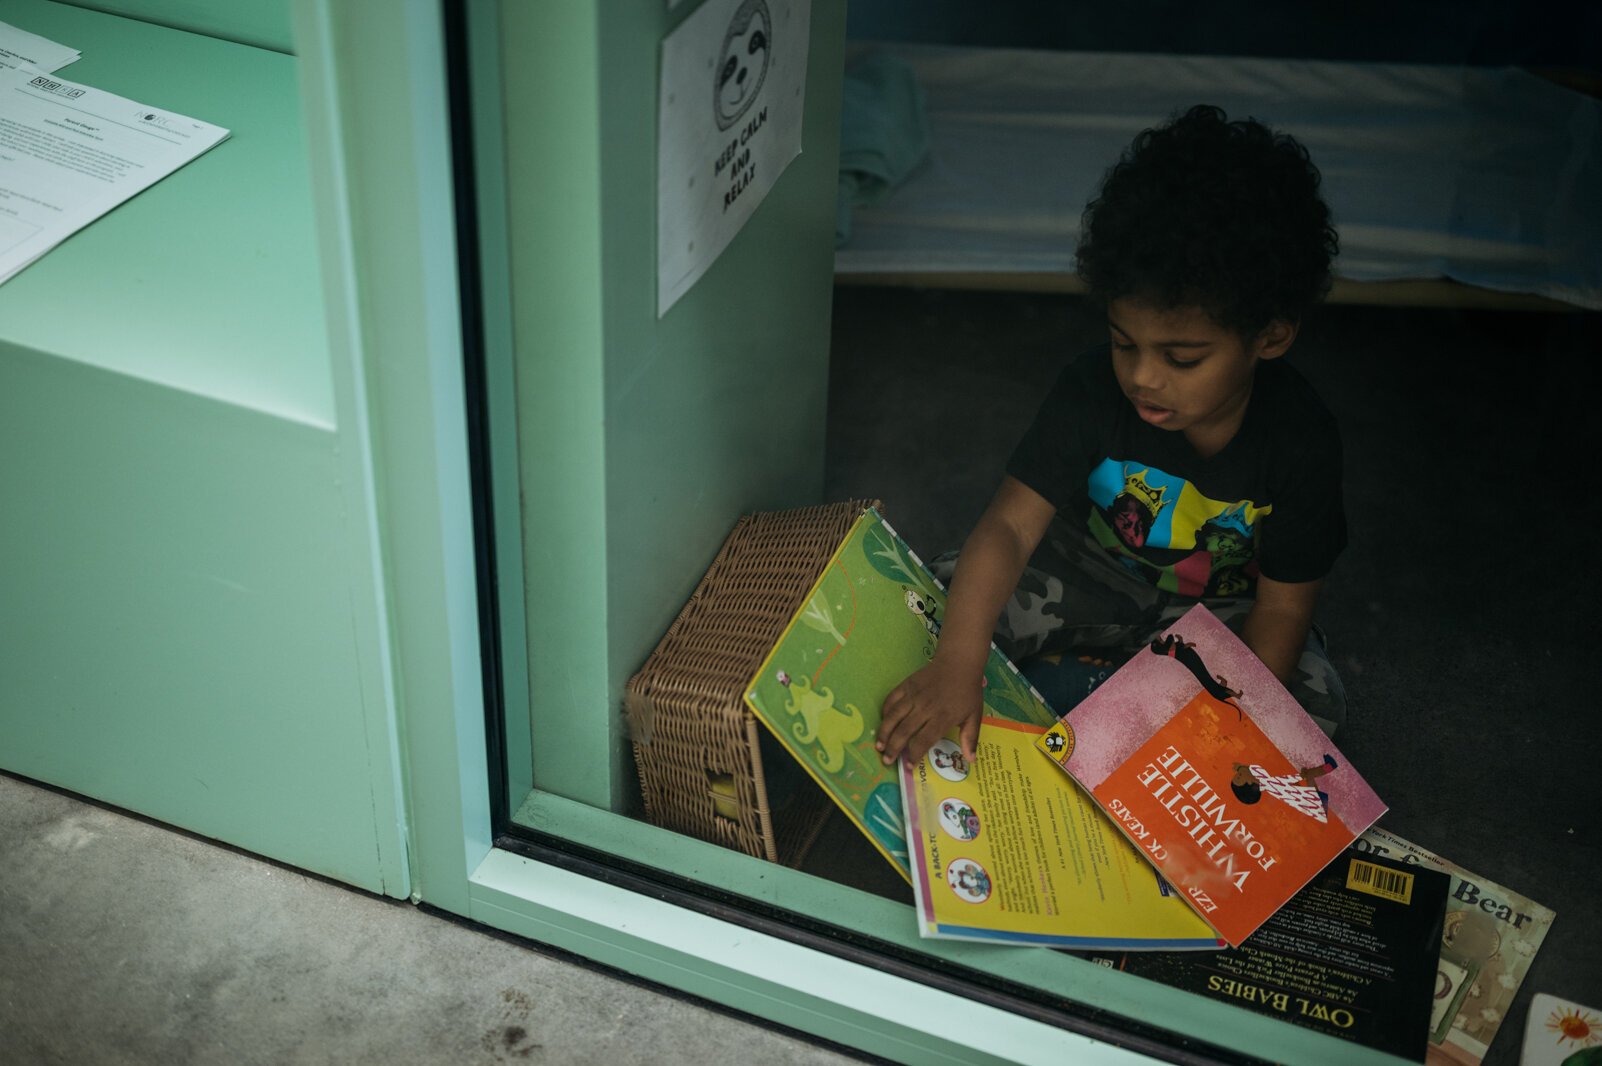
[{"xmin": 295, "ymin": 3, "xmax": 1413, "ymax": 1063}]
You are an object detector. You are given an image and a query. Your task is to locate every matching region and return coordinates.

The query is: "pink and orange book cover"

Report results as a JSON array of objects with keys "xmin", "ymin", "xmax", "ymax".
[{"xmin": 1036, "ymin": 604, "xmax": 1387, "ymax": 946}]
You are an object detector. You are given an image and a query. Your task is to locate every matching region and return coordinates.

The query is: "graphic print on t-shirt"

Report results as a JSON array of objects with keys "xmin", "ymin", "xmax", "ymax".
[{"xmin": 1086, "ymin": 459, "xmax": 1271, "ymax": 597}]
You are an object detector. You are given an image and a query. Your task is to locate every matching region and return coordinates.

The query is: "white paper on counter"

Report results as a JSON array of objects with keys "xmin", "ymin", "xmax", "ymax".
[
  {"xmin": 0, "ymin": 67, "xmax": 229, "ymax": 284},
  {"xmin": 0, "ymin": 20, "xmax": 79, "ymax": 74}
]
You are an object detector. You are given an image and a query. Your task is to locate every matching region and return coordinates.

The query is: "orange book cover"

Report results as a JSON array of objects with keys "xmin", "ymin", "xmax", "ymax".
[{"xmin": 1037, "ymin": 604, "xmax": 1387, "ymax": 946}]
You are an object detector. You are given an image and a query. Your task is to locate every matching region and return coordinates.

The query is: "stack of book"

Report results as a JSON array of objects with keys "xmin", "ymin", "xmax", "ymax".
[{"xmin": 740, "ymin": 505, "xmax": 1555, "ymax": 1063}]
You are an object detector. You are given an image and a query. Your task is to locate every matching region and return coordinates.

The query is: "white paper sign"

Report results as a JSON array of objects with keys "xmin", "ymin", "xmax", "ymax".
[{"xmin": 657, "ymin": 0, "xmax": 810, "ymax": 316}]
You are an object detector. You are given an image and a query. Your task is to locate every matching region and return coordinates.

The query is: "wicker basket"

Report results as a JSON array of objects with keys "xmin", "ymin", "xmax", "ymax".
[{"xmin": 624, "ymin": 499, "xmax": 881, "ymax": 866}]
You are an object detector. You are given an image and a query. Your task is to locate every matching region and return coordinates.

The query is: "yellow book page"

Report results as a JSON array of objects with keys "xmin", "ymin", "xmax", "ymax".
[{"xmin": 901, "ymin": 718, "xmax": 1221, "ymax": 948}]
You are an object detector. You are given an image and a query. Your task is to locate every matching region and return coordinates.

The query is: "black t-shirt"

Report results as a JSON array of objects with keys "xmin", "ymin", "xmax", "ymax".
[{"xmin": 1006, "ymin": 346, "xmax": 1346, "ymax": 598}]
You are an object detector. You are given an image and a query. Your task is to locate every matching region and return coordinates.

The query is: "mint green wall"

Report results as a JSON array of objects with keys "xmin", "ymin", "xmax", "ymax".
[
  {"xmin": 52, "ymin": 0, "xmax": 294, "ymax": 54},
  {"xmin": 0, "ymin": 0, "xmax": 405, "ymax": 896},
  {"xmin": 499, "ymin": 0, "xmax": 848, "ymax": 811}
]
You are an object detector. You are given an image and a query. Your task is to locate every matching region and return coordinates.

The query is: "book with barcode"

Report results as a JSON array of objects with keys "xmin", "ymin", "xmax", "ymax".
[
  {"xmin": 1036, "ymin": 604, "xmax": 1387, "ymax": 945},
  {"xmin": 1084, "ymin": 849, "xmax": 1451, "ymax": 1061},
  {"xmin": 1355, "ymin": 826, "xmax": 1556, "ymax": 1066}
]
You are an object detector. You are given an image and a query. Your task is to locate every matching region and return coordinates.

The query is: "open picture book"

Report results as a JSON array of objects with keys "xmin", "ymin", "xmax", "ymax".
[
  {"xmin": 740, "ymin": 506, "xmax": 1056, "ymax": 881},
  {"xmin": 1037, "ymin": 604, "xmax": 1388, "ymax": 946},
  {"xmin": 899, "ymin": 715, "xmax": 1221, "ymax": 948},
  {"xmin": 741, "ymin": 506, "xmax": 1221, "ymax": 948}
]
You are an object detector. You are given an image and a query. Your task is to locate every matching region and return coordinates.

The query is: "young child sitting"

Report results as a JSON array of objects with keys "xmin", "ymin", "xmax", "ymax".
[{"xmin": 877, "ymin": 103, "xmax": 1347, "ymax": 767}]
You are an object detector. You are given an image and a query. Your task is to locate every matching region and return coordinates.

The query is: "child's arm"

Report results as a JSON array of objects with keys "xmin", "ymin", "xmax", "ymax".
[
  {"xmin": 877, "ymin": 477, "xmax": 1057, "ymax": 766},
  {"xmin": 1240, "ymin": 575, "xmax": 1322, "ymax": 684}
]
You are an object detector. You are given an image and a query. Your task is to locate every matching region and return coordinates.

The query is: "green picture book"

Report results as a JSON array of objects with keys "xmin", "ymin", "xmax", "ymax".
[{"xmin": 741, "ymin": 506, "xmax": 1056, "ymax": 881}]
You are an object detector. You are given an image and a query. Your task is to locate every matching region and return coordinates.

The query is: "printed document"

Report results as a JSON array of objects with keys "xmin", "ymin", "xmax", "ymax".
[
  {"xmin": 0, "ymin": 20, "xmax": 79, "ymax": 74},
  {"xmin": 0, "ymin": 67, "xmax": 228, "ymax": 284}
]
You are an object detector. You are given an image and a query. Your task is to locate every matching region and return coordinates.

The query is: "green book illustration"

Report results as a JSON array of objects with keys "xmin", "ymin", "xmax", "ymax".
[{"xmin": 742, "ymin": 507, "xmax": 1057, "ymax": 881}]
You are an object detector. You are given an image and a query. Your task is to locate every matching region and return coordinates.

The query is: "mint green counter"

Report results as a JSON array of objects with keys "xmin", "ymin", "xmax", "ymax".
[
  {"xmin": 0, "ymin": 0, "xmax": 405, "ymax": 896},
  {"xmin": 0, "ymin": 0, "xmax": 328, "ymax": 425}
]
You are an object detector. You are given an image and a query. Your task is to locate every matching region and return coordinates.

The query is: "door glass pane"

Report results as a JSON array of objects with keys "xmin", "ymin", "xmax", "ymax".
[{"xmin": 465, "ymin": 0, "xmax": 1601, "ymax": 1058}]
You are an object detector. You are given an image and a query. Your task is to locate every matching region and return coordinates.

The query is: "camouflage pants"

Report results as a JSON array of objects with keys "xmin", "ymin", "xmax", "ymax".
[{"xmin": 930, "ymin": 517, "xmax": 1346, "ymax": 735}]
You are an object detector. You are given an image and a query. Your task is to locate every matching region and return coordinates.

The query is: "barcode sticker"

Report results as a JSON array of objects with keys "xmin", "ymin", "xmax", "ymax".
[{"xmin": 1346, "ymin": 857, "xmax": 1414, "ymax": 904}]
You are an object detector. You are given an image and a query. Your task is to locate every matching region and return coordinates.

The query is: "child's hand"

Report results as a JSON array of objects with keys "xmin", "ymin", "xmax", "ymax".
[{"xmin": 877, "ymin": 658, "xmax": 984, "ymax": 766}]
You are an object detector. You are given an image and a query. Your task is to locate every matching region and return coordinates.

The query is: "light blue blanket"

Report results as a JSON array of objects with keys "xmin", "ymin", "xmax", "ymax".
[
  {"xmin": 836, "ymin": 52, "xmax": 930, "ymax": 247},
  {"xmin": 834, "ymin": 43, "xmax": 1602, "ymax": 310}
]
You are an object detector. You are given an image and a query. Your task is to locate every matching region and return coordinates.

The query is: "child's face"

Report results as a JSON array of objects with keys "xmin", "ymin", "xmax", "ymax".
[{"xmin": 1107, "ymin": 299, "xmax": 1292, "ymax": 456}]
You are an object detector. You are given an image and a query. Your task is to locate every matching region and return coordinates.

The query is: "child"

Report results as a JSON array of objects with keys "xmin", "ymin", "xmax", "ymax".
[{"xmin": 877, "ymin": 104, "xmax": 1346, "ymax": 766}]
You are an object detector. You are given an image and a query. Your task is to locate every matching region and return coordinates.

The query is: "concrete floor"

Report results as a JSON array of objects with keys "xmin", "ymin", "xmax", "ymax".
[
  {"xmin": 821, "ymin": 285, "xmax": 1602, "ymax": 1065},
  {"xmin": 0, "ymin": 771, "xmax": 870, "ymax": 1066}
]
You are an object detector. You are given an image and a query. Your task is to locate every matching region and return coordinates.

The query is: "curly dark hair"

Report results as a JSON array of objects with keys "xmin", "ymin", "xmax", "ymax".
[{"xmin": 1075, "ymin": 104, "xmax": 1339, "ymax": 338}]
